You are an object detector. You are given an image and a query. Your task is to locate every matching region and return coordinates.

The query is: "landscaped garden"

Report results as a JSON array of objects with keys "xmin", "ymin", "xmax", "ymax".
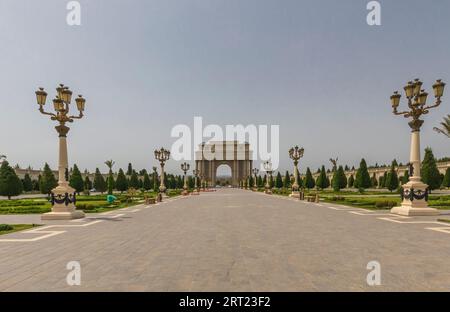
[{"xmin": 0, "ymin": 190, "xmax": 182, "ymax": 215}]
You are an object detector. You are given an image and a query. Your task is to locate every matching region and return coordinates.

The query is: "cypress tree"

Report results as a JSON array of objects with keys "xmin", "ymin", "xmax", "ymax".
[
  {"xmin": 22, "ymin": 173, "xmax": 33, "ymax": 192},
  {"xmin": 126, "ymin": 163, "xmax": 133, "ymax": 176},
  {"xmin": 129, "ymin": 171, "xmax": 140, "ymax": 189},
  {"xmin": 401, "ymin": 170, "xmax": 409, "ymax": 185},
  {"xmin": 354, "ymin": 159, "xmax": 371, "ymax": 189},
  {"xmin": 84, "ymin": 175, "xmax": 92, "ymax": 191},
  {"xmin": 442, "ymin": 167, "xmax": 450, "ymax": 189},
  {"xmin": 257, "ymin": 175, "xmax": 263, "ymax": 187},
  {"xmin": 283, "ymin": 171, "xmax": 291, "ymax": 189},
  {"xmin": 40, "ymin": 163, "xmax": 57, "ymax": 195},
  {"xmin": 385, "ymin": 161, "xmax": 399, "ymax": 192},
  {"xmin": 332, "ymin": 167, "xmax": 340, "ymax": 192},
  {"xmin": 0, "ymin": 161, "xmax": 23, "ymax": 199},
  {"xmin": 382, "ymin": 171, "xmax": 388, "ymax": 188},
  {"xmin": 304, "ymin": 167, "xmax": 315, "ymax": 189},
  {"xmin": 69, "ymin": 164, "xmax": 84, "ymax": 194},
  {"xmin": 115, "ymin": 169, "xmax": 128, "ymax": 193},
  {"xmin": 94, "ymin": 168, "xmax": 107, "ymax": 194},
  {"xmin": 275, "ymin": 172, "xmax": 283, "ymax": 188},
  {"xmin": 421, "ymin": 148, "xmax": 441, "ymax": 191},
  {"xmin": 332, "ymin": 166, "xmax": 347, "ymax": 191},
  {"xmin": 371, "ymin": 173, "xmax": 378, "ymax": 188},
  {"xmin": 143, "ymin": 172, "xmax": 151, "ymax": 190},
  {"xmin": 316, "ymin": 166, "xmax": 328, "ymax": 190},
  {"xmin": 348, "ymin": 174, "xmax": 355, "ymax": 188}
]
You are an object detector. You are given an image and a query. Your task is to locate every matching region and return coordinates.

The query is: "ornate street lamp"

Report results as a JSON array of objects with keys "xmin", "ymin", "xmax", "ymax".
[
  {"xmin": 193, "ymin": 169, "xmax": 200, "ymax": 194},
  {"xmin": 390, "ymin": 78, "xmax": 445, "ymax": 216},
  {"xmin": 288, "ymin": 146, "xmax": 304, "ymax": 198},
  {"xmin": 154, "ymin": 147, "xmax": 170, "ymax": 197},
  {"xmin": 35, "ymin": 85, "xmax": 86, "ymax": 220},
  {"xmin": 263, "ymin": 161, "xmax": 273, "ymax": 194},
  {"xmin": 181, "ymin": 162, "xmax": 190, "ymax": 195},
  {"xmin": 252, "ymin": 168, "xmax": 259, "ymax": 190}
]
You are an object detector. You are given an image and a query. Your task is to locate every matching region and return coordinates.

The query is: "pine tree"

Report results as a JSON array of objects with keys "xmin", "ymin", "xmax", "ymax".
[
  {"xmin": 40, "ymin": 163, "xmax": 57, "ymax": 195},
  {"xmin": 283, "ymin": 171, "xmax": 291, "ymax": 189},
  {"xmin": 275, "ymin": 172, "xmax": 283, "ymax": 188},
  {"xmin": 129, "ymin": 171, "xmax": 140, "ymax": 189},
  {"xmin": 442, "ymin": 167, "xmax": 450, "ymax": 189},
  {"xmin": 421, "ymin": 148, "xmax": 441, "ymax": 191},
  {"xmin": 115, "ymin": 169, "xmax": 128, "ymax": 193},
  {"xmin": 22, "ymin": 173, "xmax": 33, "ymax": 192},
  {"xmin": 354, "ymin": 158, "xmax": 371, "ymax": 189},
  {"xmin": 385, "ymin": 161, "xmax": 399, "ymax": 192},
  {"xmin": 348, "ymin": 174, "xmax": 354, "ymax": 188},
  {"xmin": 69, "ymin": 164, "xmax": 84, "ymax": 194},
  {"xmin": 0, "ymin": 161, "xmax": 23, "ymax": 199},
  {"xmin": 93, "ymin": 168, "xmax": 107, "ymax": 194},
  {"xmin": 304, "ymin": 167, "xmax": 315, "ymax": 189}
]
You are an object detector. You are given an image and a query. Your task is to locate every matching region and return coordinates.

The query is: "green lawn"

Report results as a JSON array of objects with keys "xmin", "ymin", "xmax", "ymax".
[
  {"xmin": 0, "ymin": 190, "xmax": 182, "ymax": 214},
  {"xmin": 255, "ymin": 188, "xmax": 450, "ymax": 210},
  {"xmin": 322, "ymin": 194, "xmax": 450, "ymax": 210},
  {"xmin": 0, "ymin": 224, "xmax": 41, "ymax": 235}
]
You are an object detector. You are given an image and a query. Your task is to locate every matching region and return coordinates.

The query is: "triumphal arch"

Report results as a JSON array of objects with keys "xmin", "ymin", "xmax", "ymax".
[{"xmin": 195, "ymin": 141, "xmax": 252, "ymax": 187}]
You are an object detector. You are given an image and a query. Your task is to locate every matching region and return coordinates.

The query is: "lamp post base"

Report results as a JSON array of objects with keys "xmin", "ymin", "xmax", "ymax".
[
  {"xmin": 390, "ymin": 206, "xmax": 439, "ymax": 216},
  {"xmin": 265, "ymin": 189, "xmax": 272, "ymax": 195},
  {"xmin": 182, "ymin": 189, "xmax": 189, "ymax": 196},
  {"xmin": 289, "ymin": 191, "xmax": 300, "ymax": 198},
  {"xmin": 42, "ymin": 209, "xmax": 85, "ymax": 220},
  {"xmin": 390, "ymin": 180, "xmax": 439, "ymax": 216}
]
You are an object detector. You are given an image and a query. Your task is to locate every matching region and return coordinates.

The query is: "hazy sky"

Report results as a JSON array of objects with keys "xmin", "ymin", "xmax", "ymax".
[{"xmin": 0, "ymin": 0, "xmax": 449, "ymax": 175}]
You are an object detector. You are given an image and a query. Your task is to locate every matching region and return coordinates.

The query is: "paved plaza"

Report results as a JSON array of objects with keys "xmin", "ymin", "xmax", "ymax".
[{"xmin": 1, "ymin": 189, "xmax": 450, "ymax": 291}]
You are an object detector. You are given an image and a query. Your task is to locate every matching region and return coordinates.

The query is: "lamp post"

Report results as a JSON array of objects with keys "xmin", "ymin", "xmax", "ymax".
[
  {"xmin": 289, "ymin": 146, "xmax": 304, "ymax": 198},
  {"xmin": 390, "ymin": 78, "xmax": 445, "ymax": 216},
  {"xmin": 193, "ymin": 169, "xmax": 200, "ymax": 194},
  {"xmin": 200, "ymin": 174, "xmax": 205, "ymax": 191},
  {"xmin": 252, "ymin": 168, "xmax": 259, "ymax": 191},
  {"xmin": 35, "ymin": 84, "xmax": 86, "ymax": 220},
  {"xmin": 263, "ymin": 161, "xmax": 273, "ymax": 194},
  {"xmin": 154, "ymin": 147, "xmax": 170, "ymax": 198},
  {"xmin": 181, "ymin": 162, "xmax": 190, "ymax": 195}
]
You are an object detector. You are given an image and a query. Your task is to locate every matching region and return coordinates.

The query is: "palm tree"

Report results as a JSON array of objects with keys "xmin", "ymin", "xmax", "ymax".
[
  {"xmin": 434, "ymin": 114, "xmax": 450, "ymax": 138},
  {"xmin": 104, "ymin": 160, "xmax": 115, "ymax": 195}
]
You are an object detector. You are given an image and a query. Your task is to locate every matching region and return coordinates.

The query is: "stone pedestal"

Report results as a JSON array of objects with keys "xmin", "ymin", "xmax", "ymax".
[
  {"xmin": 42, "ymin": 183, "xmax": 85, "ymax": 220},
  {"xmin": 391, "ymin": 180, "xmax": 438, "ymax": 216},
  {"xmin": 289, "ymin": 191, "xmax": 300, "ymax": 198}
]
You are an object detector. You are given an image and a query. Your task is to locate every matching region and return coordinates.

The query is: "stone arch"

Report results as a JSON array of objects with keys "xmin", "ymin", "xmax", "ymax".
[{"xmin": 195, "ymin": 141, "xmax": 252, "ymax": 187}]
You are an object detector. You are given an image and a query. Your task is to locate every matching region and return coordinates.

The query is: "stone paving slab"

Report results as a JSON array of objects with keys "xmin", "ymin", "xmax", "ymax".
[{"xmin": 0, "ymin": 190, "xmax": 450, "ymax": 291}]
